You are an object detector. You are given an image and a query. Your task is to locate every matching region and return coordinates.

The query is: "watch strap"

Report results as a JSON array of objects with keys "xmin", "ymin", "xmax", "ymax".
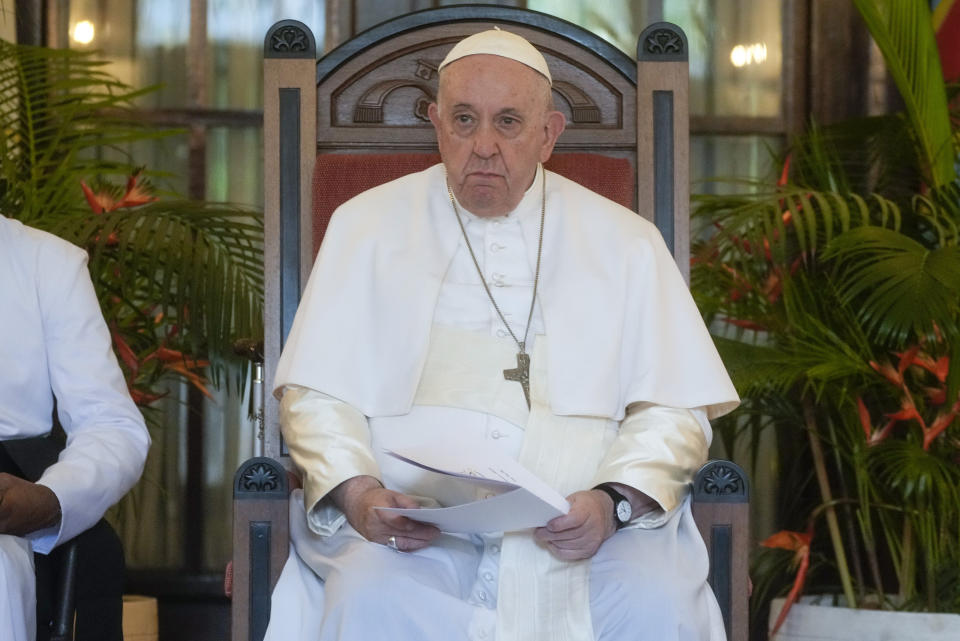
[{"xmin": 593, "ymin": 483, "xmax": 630, "ymax": 528}]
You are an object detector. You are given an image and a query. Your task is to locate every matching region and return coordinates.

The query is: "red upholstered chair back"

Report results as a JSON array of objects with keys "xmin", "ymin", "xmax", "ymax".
[{"xmin": 311, "ymin": 153, "xmax": 635, "ymax": 255}]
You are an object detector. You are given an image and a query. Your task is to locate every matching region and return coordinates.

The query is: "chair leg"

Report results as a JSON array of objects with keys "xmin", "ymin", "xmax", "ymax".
[{"xmin": 50, "ymin": 540, "xmax": 78, "ymax": 641}]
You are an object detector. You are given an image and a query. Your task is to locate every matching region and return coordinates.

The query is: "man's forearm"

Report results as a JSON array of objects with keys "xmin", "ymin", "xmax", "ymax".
[{"xmin": 329, "ymin": 475, "xmax": 383, "ymax": 513}]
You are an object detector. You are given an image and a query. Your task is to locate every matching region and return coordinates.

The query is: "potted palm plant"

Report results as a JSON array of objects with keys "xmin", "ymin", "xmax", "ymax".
[
  {"xmin": 1, "ymin": 39, "xmax": 263, "ymax": 406},
  {"xmin": 691, "ymin": 1, "xmax": 959, "ymax": 638}
]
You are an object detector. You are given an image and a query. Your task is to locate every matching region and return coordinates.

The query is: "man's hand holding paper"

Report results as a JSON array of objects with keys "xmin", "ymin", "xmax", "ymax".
[
  {"xmin": 373, "ymin": 441, "xmax": 570, "ymax": 534},
  {"xmin": 331, "ymin": 474, "xmax": 440, "ymax": 552}
]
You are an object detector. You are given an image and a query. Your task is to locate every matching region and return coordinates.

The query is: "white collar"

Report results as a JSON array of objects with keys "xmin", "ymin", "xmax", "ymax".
[{"xmin": 453, "ymin": 164, "xmax": 543, "ymax": 225}]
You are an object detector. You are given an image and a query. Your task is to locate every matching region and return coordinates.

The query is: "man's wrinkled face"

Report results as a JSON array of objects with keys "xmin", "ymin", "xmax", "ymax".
[{"xmin": 429, "ymin": 54, "xmax": 565, "ymax": 218}]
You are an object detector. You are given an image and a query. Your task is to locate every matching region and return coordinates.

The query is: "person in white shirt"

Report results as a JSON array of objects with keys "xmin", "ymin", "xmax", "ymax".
[
  {"xmin": 0, "ymin": 215, "xmax": 150, "ymax": 641},
  {"xmin": 265, "ymin": 28, "xmax": 739, "ymax": 641}
]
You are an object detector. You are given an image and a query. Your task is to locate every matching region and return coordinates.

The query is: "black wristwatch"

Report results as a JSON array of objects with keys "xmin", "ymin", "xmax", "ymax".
[{"xmin": 593, "ymin": 483, "xmax": 632, "ymax": 529}]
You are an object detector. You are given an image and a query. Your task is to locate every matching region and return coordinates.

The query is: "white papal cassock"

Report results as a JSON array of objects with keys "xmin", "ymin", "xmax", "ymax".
[
  {"xmin": 0, "ymin": 216, "xmax": 150, "ymax": 641},
  {"xmin": 264, "ymin": 164, "xmax": 740, "ymax": 641}
]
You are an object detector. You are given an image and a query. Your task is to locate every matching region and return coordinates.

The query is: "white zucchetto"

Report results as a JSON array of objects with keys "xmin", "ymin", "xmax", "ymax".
[{"xmin": 438, "ymin": 27, "xmax": 552, "ymax": 85}]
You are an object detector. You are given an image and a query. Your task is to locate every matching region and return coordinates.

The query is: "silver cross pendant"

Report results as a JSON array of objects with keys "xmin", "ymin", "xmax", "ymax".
[{"xmin": 503, "ymin": 351, "xmax": 531, "ymax": 409}]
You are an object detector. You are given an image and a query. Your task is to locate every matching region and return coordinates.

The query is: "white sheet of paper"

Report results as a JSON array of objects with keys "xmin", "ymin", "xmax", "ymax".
[{"xmin": 375, "ymin": 441, "xmax": 570, "ymax": 533}]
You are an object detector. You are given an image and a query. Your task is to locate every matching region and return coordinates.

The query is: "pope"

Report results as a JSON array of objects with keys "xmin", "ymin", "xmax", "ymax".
[{"xmin": 265, "ymin": 27, "xmax": 739, "ymax": 641}]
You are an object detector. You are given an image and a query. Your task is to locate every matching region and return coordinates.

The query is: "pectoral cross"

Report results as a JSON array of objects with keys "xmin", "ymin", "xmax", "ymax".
[{"xmin": 503, "ymin": 350, "xmax": 531, "ymax": 409}]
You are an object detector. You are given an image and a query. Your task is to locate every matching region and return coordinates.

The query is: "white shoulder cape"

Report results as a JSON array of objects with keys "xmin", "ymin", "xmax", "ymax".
[{"xmin": 274, "ymin": 164, "xmax": 738, "ymax": 421}]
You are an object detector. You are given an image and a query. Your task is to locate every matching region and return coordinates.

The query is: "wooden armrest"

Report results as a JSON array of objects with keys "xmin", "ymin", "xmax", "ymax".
[
  {"xmin": 232, "ymin": 457, "xmax": 290, "ymax": 641},
  {"xmin": 692, "ymin": 459, "xmax": 750, "ymax": 641}
]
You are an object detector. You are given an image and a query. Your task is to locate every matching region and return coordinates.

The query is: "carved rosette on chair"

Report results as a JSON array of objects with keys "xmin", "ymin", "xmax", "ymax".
[
  {"xmin": 695, "ymin": 460, "xmax": 748, "ymax": 500},
  {"xmin": 693, "ymin": 460, "xmax": 750, "ymax": 641},
  {"xmin": 232, "ymin": 457, "xmax": 289, "ymax": 641},
  {"xmin": 637, "ymin": 22, "xmax": 688, "ymax": 61},
  {"xmin": 264, "ymin": 20, "xmax": 316, "ymax": 59},
  {"xmin": 235, "ymin": 457, "xmax": 288, "ymax": 497}
]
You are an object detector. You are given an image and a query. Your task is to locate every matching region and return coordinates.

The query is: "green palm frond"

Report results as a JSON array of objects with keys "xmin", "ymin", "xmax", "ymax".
[
  {"xmin": 868, "ymin": 439, "xmax": 960, "ymax": 514},
  {"xmin": 852, "ymin": 0, "xmax": 956, "ymax": 187},
  {"xmin": 0, "ymin": 41, "xmax": 167, "ymax": 222},
  {"xmin": 711, "ymin": 301, "xmax": 873, "ymax": 400},
  {"xmin": 49, "ymin": 202, "xmax": 264, "ymax": 365},
  {"xmin": 693, "ymin": 185, "xmax": 902, "ymax": 269},
  {"xmin": 793, "ymin": 115, "xmax": 923, "ymax": 200},
  {"xmin": 712, "ymin": 336, "xmax": 799, "ymax": 396},
  {"xmin": 826, "ymin": 227, "xmax": 960, "ymax": 344}
]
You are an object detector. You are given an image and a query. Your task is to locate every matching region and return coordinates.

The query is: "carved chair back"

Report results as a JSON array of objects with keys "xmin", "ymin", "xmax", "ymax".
[{"xmin": 261, "ymin": 7, "xmax": 691, "ymax": 460}]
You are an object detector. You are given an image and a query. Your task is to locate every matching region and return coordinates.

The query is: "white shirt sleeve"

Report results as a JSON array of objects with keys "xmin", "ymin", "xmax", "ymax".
[{"xmin": 26, "ymin": 243, "xmax": 150, "ymax": 553}]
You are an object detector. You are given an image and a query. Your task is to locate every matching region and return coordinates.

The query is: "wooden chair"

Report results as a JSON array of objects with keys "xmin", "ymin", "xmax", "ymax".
[{"xmin": 233, "ymin": 6, "xmax": 749, "ymax": 641}]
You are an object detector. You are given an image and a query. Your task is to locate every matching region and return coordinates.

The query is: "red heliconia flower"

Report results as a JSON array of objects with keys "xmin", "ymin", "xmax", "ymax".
[
  {"xmin": 110, "ymin": 329, "xmax": 140, "ymax": 375},
  {"xmin": 870, "ymin": 360, "xmax": 903, "ymax": 386},
  {"xmin": 721, "ymin": 264, "xmax": 753, "ymax": 303},
  {"xmin": 763, "ymin": 270, "xmax": 783, "ymax": 303},
  {"xmin": 129, "ymin": 388, "xmax": 166, "ymax": 405},
  {"xmin": 856, "ymin": 396, "xmax": 872, "ymax": 441},
  {"xmin": 81, "ymin": 181, "xmax": 116, "ymax": 214},
  {"xmin": 857, "ymin": 396, "xmax": 896, "ymax": 446},
  {"xmin": 762, "ymin": 528, "xmax": 813, "ymax": 636},
  {"xmin": 924, "ymin": 399, "xmax": 960, "ymax": 451},
  {"xmin": 924, "ymin": 386, "xmax": 947, "ymax": 405},
  {"xmin": 80, "ymin": 170, "xmax": 158, "ymax": 214},
  {"xmin": 896, "ymin": 345, "xmax": 921, "ymax": 377},
  {"xmin": 723, "ymin": 317, "xmax": 767, "ymax": 332},
  {"xmin": 116, "ymin": 171, "xmax": 157, "ymax": 208},
  {"xmin": 914, "ymin": 354, "xmax": 949, "ymax": 383},
  {"xmin": 142, "ymin": 346, "xmax": 213, "ymax": 400},
  {"xmin": 886, "ymin": 394, "xmax": 924, "ymax": 426},
  {"xmin": 777, "ymin": 154, "xmax": 792, "ymax": 188}
]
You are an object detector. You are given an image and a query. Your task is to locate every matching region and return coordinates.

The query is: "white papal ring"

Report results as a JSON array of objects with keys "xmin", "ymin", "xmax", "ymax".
[{"xmin": 387, "ymin": 535, "xmax": 398, "ymax": 550}]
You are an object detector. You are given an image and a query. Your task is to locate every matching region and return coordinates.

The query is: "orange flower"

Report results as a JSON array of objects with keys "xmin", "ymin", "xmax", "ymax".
[
  {"xmin": 142, "ymin": 346, "xmax": 213, "ymax": 400},
  {"xmin": 81, "ymin": 181, "xmax": 116, "ymax": 214},
  {"xmin": 762, "ymin": 528, "xmax": 813, "ymax": 636},
  {"xmin": 723, "ymin": 317, "xmax": 767, "ymax": 332},
  {"xmin": 924, "ymin": 399, "xmax": 960, "ymax": 450},
  {"xmin": 80, "ymin": 170, "xmax": 157, "ymax": 214},
  {"xmin": 870, "ymin": 359, "xmax": 902, "ymax": 386}
]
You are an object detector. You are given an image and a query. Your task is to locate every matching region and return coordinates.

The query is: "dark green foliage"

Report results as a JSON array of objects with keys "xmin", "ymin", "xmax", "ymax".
[{"xmin": 692, "ymin": 1, "xmax": 960, "ymax": 622}]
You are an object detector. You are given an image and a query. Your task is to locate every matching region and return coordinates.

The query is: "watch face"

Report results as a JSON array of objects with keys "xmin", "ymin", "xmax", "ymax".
[{"xmin": 616, "ymin": 500, "xmax": 632, "ymax": 523}]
